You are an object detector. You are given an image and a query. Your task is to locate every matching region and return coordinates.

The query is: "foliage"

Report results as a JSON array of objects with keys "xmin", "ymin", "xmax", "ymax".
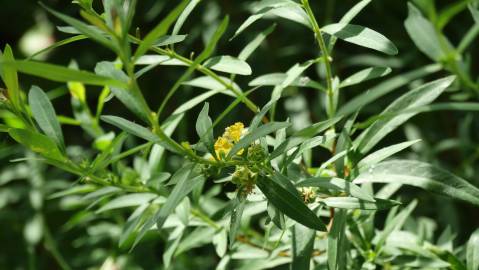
[{"xmin": 1, "ymin": 0, "xmax": 479, "ymax": 269}]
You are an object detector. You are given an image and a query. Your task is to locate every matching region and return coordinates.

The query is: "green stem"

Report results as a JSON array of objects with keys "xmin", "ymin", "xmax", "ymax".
[
  {"xmin": 43, "ymin": 224, "xmax": 72, "ymax": 270},
  {"xmin": 191, "ymin": 208, "xmax": 221, "ymax": 229},
  {"xmin": 302, "ymin": 0, "xmax": 335, "ymax": 118},
  {"xmin": 128, "ymin": 36, "xmax": 260, "ymax": 116}
]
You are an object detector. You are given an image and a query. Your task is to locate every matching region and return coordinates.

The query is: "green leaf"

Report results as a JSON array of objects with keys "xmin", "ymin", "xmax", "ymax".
[
  {"xmin": 195, "ymin": 103, "xmax": 214, "ymax": 152},
  {"xmin": 172, "ymin": 0, "xmax": 201, "ymax": 35},
  {"xmin": 119, "ymin": 204, "xmax": 150, "ymax": 248},
  {"xmin": 213, "ymin": 228, "xmax": 227, "ymax": 257},
  {"xmin": 154, "ymin": 35, "xmax": 187, "ymax": 47},
  {"xmin": 28, "ymin": 86, "xmax": 65, "ymax": 151},
  {"xmin": 182, "ymin": 76, "xmax": 238, "ymax": 94},
  {"xmin": 28, "ymin": 35, "xmax": 88, "ymax": 61},
  {"xmin": 96, "ymin": 193, "xmax": 158, "ymax": 213},
  {"xmin": 0, "ymin": 59, "xmax": 127, "ymax": 88},
  {"xmin": 267, "ymin": 203, "xmax": 285, "ymax": 229},
  {"xmin": 354, "ymin": 160, "xmax": 479, "ymax": 206},
  {"xmin": 248, "ymin": 73, "xmax": 325, "ymax": 91},
  {"xmin": 134, "ymin": 0, "xmax": 189, "ymax": 59},
  {"xmin": 0, "ymin": 45, "xmax": 20, "ymax": 108},
  {"xmin": 172, "ymin": 90, "xmax": 226, "ymax": 116},
  {"xmin": 437, "ymin": 1, "xmax": 471, "ymax": 29},
  {"xmin": 329, "ymin": 0, "xmax": 372, "ymax": 50},
  {"xmin": 270, "ymin": 129, "xmax": 338, "ymax": 160},
  {"xmin": 321, "ymin": 197, "xmax": 400, "ymax": 210},
  {"xmin": 340, "ymin": 67, "xmax": 391, "ymax": 88},
  {"xmin": 156, "ymin": 16, "xmax": 230, "ymax": 117},
  {"xmin": 291, "ymin": 224, "xmax": 315, "ymax": 270},
  {"xmin": 41, "ymin": 3, "xmax": 115, "ymax": 51},
  {"xmin": 229, "ymin": 190, "xmax": 247, "ymax": 249},
  {"xmin": 227, "ymin": 122, "xmax": 291, "ymax": 158},
  {"xmin": 328, "ymin": 209, "xmax": 347, "ymax": 270},
  {"xmin": 231, "ymin": 0, "xmax": 309, "ymax": 39},
  {"xmin": 132, "ymin": 165, "xmax": 204, "ymax": 249},
  {"xmin": 321, "ymin": 23, "xmax": 398, "ymax": 55},
  {"xmin": 101, "ymin": 115, "xmax": 156, "ymax": 141},
  {"xmin": 8, "ymin": 128, "xmax": 65, "ymax": 161},
  {"xmin": 203, "ymin": 56, "xmax": 252, "ymax": 76},
  {"xmin": 469, "ymin": 4, "xmax": 479, "ymax": 24},
  {"xmin": 271, "ymin": 60, "xmax": 316, "ymax": 101},
  {"xmin": 467, "ymin": 228, "xmax": 479, "ymax": 270},
  {"xmin": 297, "ymin": 177, "xmax": 374, "ymax": 202},
  {"xmin": 339, "ymin": 0, "xmax": 371, "ymax": 23},
  {"xmin": 101, "ymin": 115, "xmax": 181, "ymax": 154},
  {"xmin": 249, "ymin": 98, "xmax": 278, "ymax": 132},
  {"xmin": 283, "ymin": 135, "xmax": 337, "ymax": 164},
  {"xmin": 135, "ymin": 55, "xmax": 186, "ymax": 66},
  {"xmin": 256, "ymin": 176, "xmax": 327, "ymax": 231},
  {"xmin": 238, "ymin": 24, "xmax": 276, "ymax": 61},
  {"xmin": 374, "ymin": 200, "xmax": 417, "ymax": 253},
  {"xmin": 148, "ymin": 114, "xmax": 184, "ymax": 174},
  {"xmin": 404, "ymin": 3, "xmax": 451, "ymax": 61},
  {"xmin": 338, "ymin": 64, "xmax": 441, "ymax": 117},
  {"xmin": 95, "ymin": 61, "xmax": 151, "ymax": 123},
  {"xmin": 354, "ymin": 76, "xmax": 455, "ymax": 153},
  {"xmin": 293, "ymin": 116, "xmax": 343, "ymax": 137},
  {"xmin": 357, "ymin": 139, "xmax": 421, "ymax": 170}
]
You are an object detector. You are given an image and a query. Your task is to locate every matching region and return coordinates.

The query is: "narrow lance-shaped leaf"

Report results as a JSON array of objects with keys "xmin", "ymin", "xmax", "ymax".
[
  {"xmin": 228, "ymin": 122, "xmax": 291, "ymax": 158},
  {"xmin": 94, "ymin": 61, "xmax": 151, "ymax": 123},
  {"xmin": 156, "ymin": 16, "xmax": 230, "ymax": 116},
  {"xmin": 328, "ymin": 0, "xmax": 372, "ymax": 50},
  {"xmin": 96, "ymin": 193, "xmax": 158, "ymax": 213},
  {"xmin": 328, "ymin": 209, "xmax": 347, "ymax": 270},
  {"xmin": 404, "ymin": 3, "xmax": 450, "ymax": 61},
  {"xmin": 40, "ymin": 3, "xmax": 115, "ymax": 51},
  {"xmin": 467, "ymin": 228, "xmax": 479, "ymax": 270},
  {"xmin": 229, "ymin": 190, "xmax": 247, "ymax": 249},
  {"xmin": 203, "ymin": 56, "xmax": 252, "ymax": 76},
  {"xmin": 354, "ymin": 76, "xmax": 455, "ymax": 154},
  {"xmin": 271, "ymin": 60, "xmax": 315, "ymax": 101},
  {"xmin": 101, "ymin": 115, "xmax": 183, "ymax": 154},
  {"xmin": 8, "ymin": 128, "xmax": 66, "ymax": 161},
  {"xmin": 172, "ymin": 0, "xmax": 201, "ymax": 35},
  {"xmin": 469, "ymin": 4, "xmax": 479, "ymax": 23},
  {"xmin": 238, "ymin": 24, "xmax": 276, "ymax": 61},
  {"xmin": 0, "ymin": 45, "xmax": 20, "ymax": 108},
  {"xmin": 231, "ymin": 0, "xmax": 309, "ymax": 40},
  {"xmin": 357, "ymin": 139, "xmax": 421, "ymax": 170},
  {"xmin": 134, "ymin": 0, "xmax": 189, "ymax": 60},
  {"xmin": 338, "ymin": 64, "xmax": 441, "ymax": 117},
  {"xmin": 340, "ymin": 67, "xmax": 391, "ymax": 88},
  {"xmin": 321, "ymin": 23, "xmax": 398, "ymax": 55},
  {"xmin": 320, "ymin": 197, "xmax": 400, "ymax": 210},
  {"xmin": 28, "ymin": 86, "xmax": 65, "ymax": 152},
  {"xmin": 195, "ymin": 103, "xmax": 214, "ymax": 153},
  {"xmin": 374, "ymin": 200, "xmax": 417, "ymax": 254},
  {"xmin": 297, "ymin": 177, "xmax": 374, "ymax": 202},
  {"xmin": 131, "ymin": 165, "xmax": 204, "ymax": 249},
  {"xmin": 257, "ymin": 176, "xmax": 327, "ymax": 231},
  {"xmin": 0, "ymin": 59, "xmax": 128, "ymax": 89},
  {"xmin": 291, "ymin": 224, "xmax": 315, "ymax": 270},
  {"xmin": 354, "ymin": 160, "xmax": 479, "ymax": 206}
]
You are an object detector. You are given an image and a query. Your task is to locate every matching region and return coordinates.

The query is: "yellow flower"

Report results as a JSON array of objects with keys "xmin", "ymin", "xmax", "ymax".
[
  {"xmin": 214, "ymin": 136, "xmax": 233, "ymax": 159},
  {"xmin": 223, "ymin": 122, "xmax": 244, "ymax": 143}
]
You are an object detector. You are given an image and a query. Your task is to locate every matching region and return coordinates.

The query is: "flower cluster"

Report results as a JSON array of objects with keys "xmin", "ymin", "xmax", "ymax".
[
  {"xmin": 232, "ymin": 166, "xmax": 257, "ymax": 195},
  {"xmin": 214, "ymin": 122, "xmax": 244, "ymax": 159}
]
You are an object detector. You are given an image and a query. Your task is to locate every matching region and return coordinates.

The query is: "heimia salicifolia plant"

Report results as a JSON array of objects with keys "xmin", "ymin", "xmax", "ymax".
[{"xmin": 1, "ymin": 0, "xmax": 479, "ymax": 269}]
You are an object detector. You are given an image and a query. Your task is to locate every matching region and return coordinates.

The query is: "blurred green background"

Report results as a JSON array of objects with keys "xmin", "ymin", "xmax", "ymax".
[{"xmin": 1, "ymin": 0, "xmax": 479, "ymax": 269}]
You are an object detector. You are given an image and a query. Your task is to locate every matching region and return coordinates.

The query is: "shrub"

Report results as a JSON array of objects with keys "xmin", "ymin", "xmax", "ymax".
[{"xmin": 1, "ymin": 0, "xmax": 479, "ymax": 269}]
